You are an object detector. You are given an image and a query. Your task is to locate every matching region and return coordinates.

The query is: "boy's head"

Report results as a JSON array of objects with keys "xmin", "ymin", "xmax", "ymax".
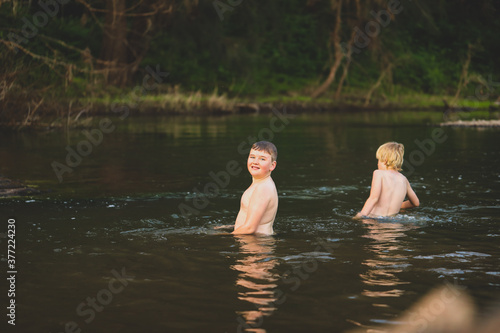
[
  {"xmin": 247, "ymin": 141, "xmax": 277, "ymax": 179},
  {"xmin": 376, "ymin": 142, "xmax": 404, "ymax": 171},
  {"xmin": 251, "ymin": 141, "xmax": 278, "ymax": 162}
]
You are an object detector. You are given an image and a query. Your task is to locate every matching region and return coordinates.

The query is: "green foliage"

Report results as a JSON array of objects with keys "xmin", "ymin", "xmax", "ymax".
[
  {"xmin": 1, "ymin": 0, "xmax": 499, "ymax": 104},
  {"xmin": 391, "ymin": 50, "xmax": 454, "ymax": 94}
]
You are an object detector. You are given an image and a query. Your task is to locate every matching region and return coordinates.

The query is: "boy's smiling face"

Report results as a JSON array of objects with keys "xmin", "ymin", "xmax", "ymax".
[{"xmin": 247, "ymin": 149, "xmax": 276, "ymax": 179}]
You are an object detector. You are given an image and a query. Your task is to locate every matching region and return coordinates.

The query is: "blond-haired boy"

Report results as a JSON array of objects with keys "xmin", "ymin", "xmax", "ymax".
[
  {"xmin": 355, "ymin": 142, "xmax": 419, "ymax": 219},
  {"xmin": 233, "ymin": 141, "xmax": 278, "ymax": 235}
]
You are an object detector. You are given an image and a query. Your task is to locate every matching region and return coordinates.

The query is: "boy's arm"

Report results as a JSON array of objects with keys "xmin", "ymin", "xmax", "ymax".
[
  {"xmin": 401, "ymin": 179, "xmax": 420, "ymax": 209},
  {"xmin": 355, "ymin": 170, "xmax": 382, "ymax": 218},
  {"xmin": 232, "ymin": 186, "xmax": 270, "ymax": 235}
]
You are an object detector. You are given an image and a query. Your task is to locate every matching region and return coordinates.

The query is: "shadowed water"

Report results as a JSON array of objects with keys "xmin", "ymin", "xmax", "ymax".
[{"xmin": 1, "ymin": 111, "xmax": 499, "ymax": 332}]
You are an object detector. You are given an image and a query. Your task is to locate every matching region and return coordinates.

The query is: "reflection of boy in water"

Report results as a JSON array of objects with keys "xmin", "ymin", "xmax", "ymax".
[
  {"xmin": 233, "ymin": 141, "xmax": 278, "ymax": 235},
  {"xmin": 355, "ymin": 142, "xmax": 419, "ymax": 219},
  {"xmin": 233, "ymin": 235, "xmax": 279, "ymax": 330}
]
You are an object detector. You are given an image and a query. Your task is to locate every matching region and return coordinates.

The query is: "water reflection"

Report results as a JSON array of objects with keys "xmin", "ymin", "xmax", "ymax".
[
  {"xmin": 360, "ymin": 218, "xmax": 418, "ymax": 299},
  {"xmin": 232, "ymin": 235, "xmax": 279, "ymax": 333}
]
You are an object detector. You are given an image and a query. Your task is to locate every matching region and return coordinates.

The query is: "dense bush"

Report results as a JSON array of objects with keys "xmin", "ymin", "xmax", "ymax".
[{"xmin": 1, "ymin": 0, "xmax": 499, "ymax": 100}]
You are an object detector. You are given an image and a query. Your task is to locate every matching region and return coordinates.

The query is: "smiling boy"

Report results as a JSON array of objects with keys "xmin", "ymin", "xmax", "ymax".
[
  {"xmin": 355, "ymin": 141, "xmax": 419, "ymax": 218},
  {"xmin": 233, "ymin": 141, "xmax": 278, "ymax": 235}
]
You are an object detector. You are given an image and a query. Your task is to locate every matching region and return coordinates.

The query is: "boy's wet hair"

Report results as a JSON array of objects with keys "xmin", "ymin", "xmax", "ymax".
[
  {"xmin": 376, "ymin": 142, "xmax": 404, "ymax": 171},
  {"xmin": 251, "ymin": 141, "xmax": 278, "ymax": 161}
]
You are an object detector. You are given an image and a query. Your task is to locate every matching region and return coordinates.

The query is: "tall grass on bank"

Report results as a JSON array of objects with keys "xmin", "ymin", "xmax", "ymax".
[{"xmin": 92, "ymin": 87, "xmax": 238, "ymax": 114}]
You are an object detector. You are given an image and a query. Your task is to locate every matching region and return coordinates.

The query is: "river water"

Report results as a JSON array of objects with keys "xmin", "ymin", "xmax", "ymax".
[{"xmin": 1, "ymin": 111, "xmax": 499, "ymax": 332}]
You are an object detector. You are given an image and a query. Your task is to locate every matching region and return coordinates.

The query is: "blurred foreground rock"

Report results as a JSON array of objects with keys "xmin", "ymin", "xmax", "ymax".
[{"xmin": 348, "ymin": 285, "xmax": 500, "ymax": 333}]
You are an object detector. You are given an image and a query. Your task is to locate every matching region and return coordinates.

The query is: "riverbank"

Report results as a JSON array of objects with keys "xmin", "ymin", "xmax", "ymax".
[
  {"xmin": 1, "ymin": 89, "xmax": 499, "ymax": 130},
  {"xmin": 0, "ymin": 175, "xmax": 41, "ymax": 198}
]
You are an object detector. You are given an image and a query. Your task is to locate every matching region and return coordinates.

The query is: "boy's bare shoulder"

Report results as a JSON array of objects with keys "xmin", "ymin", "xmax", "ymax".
[
  {"xmin": 395, "ymin": 171, "xmax": 408, "ymax": 182},
  {"xmin": 253, "ymin": 178, "xmax": 277, "ymax": 194},
  {"xmin": 374, "ymin": 169, "xmax": 407, "ymax": 179}
]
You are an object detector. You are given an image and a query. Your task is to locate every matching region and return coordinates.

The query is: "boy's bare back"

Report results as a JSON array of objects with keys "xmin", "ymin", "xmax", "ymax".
[
  {"xmin": 356, "ymin": 142, "xmax": 419, "ymax": 218},
  {"xmin": 365, "ymin": 170, "xmax": 410, "ymax": 216},
  {"xmin": 234, "ymin": 177, "xmax": 278, "ymax": 235}
]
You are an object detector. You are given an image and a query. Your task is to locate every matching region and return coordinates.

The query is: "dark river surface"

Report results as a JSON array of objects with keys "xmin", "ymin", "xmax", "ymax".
[{"xmin": 1, "ymin": 111, "xmax": 499, "ymax": 332}]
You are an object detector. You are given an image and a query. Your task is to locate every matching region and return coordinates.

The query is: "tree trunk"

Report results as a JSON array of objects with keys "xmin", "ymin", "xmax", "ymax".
[
  {"xmin": 335, "ymin": 29, "xmax": 356, "ymax": 99},
  {"xmin": 335, "ymin": 0, "xmax": 362, "ymax": 99},
  {"xmin": 311, "ymin": 0, "xmax": 344, "ymax": 99},
  {"xmin": 97, "ymin": 0, "xmax": 173, "ymax": 86},
  {"xmin": 364, "ymin": 63, "xmax": 392, "ymax": 106},
  {"xmin": 100, "ymin": 0, "xmax": 130, "ymax": 86},
  {"xmin": 127, "ymin": 1, "xmax": 162, "ymax": 78},
  {"xmin": 451, "ymin": 43, "xmax": 474, "ymax": 106}
]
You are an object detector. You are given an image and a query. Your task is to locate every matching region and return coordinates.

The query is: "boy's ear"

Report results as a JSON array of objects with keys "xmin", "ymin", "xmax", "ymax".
[{"xmin": 270, "ymin": 160, "xmax": 277, "ymax": 171}]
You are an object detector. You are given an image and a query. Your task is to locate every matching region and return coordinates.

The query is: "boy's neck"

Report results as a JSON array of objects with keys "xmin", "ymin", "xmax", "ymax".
[
  {"xmin": 252, "ymin": 174, "xmax": 272, "ymax": 183},
  {"xmin": 379, "ymin": 164, "xmax": 398, "ymax": 172}
]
